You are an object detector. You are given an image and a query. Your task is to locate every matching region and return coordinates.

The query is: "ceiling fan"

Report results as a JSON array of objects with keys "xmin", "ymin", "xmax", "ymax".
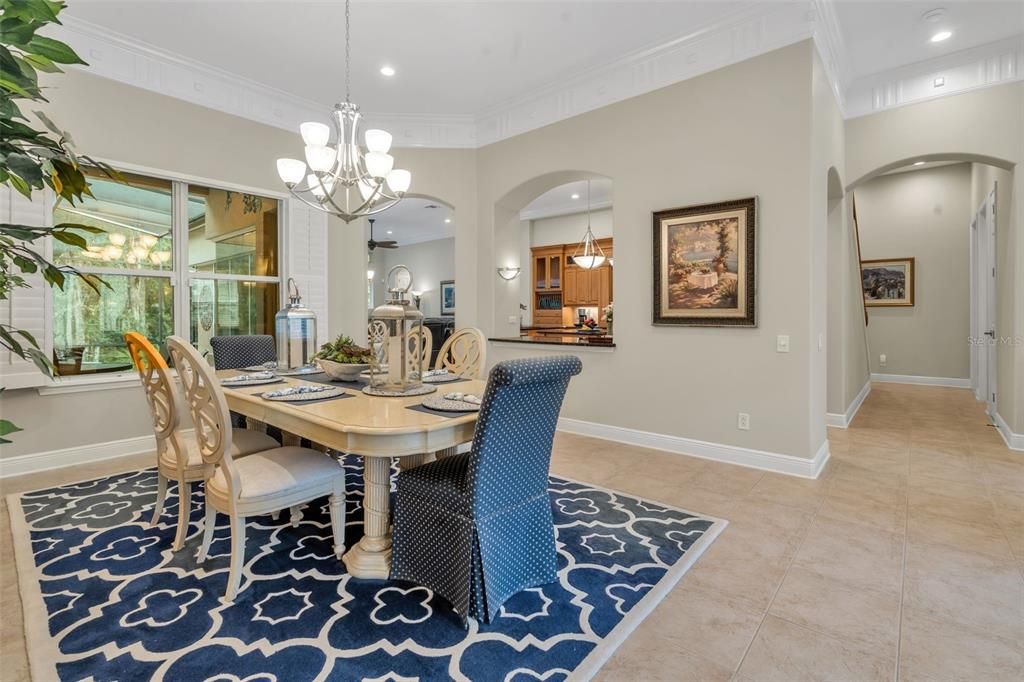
[{"xmin": 367, "ymin": 218, "xmax": 398, "ymax": 252}]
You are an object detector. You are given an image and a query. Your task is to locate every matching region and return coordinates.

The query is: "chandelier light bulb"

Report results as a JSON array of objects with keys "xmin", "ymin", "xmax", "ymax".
[
  {"xmin": 305, "ymin": 145, "xmax": 335, "ymax": 172},
  {"xmin": 300, "ymin": 121, "xmax": 331, "ymax": 146},
  {"xmin": 365, "ymin": 129, "xmax": 393, "ymax": 154},
  {"xmin": 386, "ymin": 169, "xmax": 411, "ymax": 194},
  {"xmin": 365, "ymin": 152, "xmax": 394, "ymax": 179},
  {"xmin": 277, "ymin": 158, "xmax": 306, "ymax": 185}
]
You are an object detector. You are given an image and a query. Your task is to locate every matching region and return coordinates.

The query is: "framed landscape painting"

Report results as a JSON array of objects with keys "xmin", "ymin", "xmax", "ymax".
[
  {"xmin": 653, "ymin": 197, "xmax": 757, "ymax": 327},
  {"xmin": 861, "ymin": 257, "xmax": 915, "ymax": 307},
  {"xmin": 440, "ymin": 279, "xmax": 455, "ymax": 315}
]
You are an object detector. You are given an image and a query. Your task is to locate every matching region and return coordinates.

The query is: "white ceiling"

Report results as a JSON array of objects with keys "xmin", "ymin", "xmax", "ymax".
[
  {"xmin": 368, "ymin": 196, "xmax": 454, "ymax": 247},
  {"xmin": 520, "ymin": 178, "xmax": 613, "ymax": 221},
  {"xmin": 834, "ymin": 1, "xmax": 1023, "ymax": 81},
  {"xmin": 56, "ymin": 1, "xmax": 1023, "ymax": 142},
  {"xmin": 65, "ymin": 0, "xmax": 749, "ymax": 116}
]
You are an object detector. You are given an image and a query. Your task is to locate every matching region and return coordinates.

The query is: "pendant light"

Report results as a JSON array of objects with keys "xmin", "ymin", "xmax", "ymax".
[{"xmin": 571, "ymin": 180, "xmax": 606, "ymax": 269}]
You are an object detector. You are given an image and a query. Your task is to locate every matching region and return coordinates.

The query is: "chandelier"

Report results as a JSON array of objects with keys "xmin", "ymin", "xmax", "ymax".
[
  {"xmin": 571, "ymin": 180, "xmax": 606, "ymax": 269},
  {"xmin": 275, "ymin": 0, "xmax": 411, "ymax": 223}
]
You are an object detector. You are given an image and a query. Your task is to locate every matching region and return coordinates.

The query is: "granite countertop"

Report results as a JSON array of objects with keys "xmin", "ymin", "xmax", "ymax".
[{"xmin": 490, "ymin": 334, "xmax": 615, "ymax": 348}]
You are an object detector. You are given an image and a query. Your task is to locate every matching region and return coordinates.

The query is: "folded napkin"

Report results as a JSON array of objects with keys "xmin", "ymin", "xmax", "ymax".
[
  {"xmin": 223, "ymin": 371, "xmax": 275, "ymax": 382},
  {"xmin": 443, "ymin": 392, "xmax": 482, "ymax": 405},
  {"xmin": 264, "ymin": 385, "xmax": 333, "ymax": 398},
  {"xmin": 423, "ymin": 368, "xmax": 451, "ymax": 377}
]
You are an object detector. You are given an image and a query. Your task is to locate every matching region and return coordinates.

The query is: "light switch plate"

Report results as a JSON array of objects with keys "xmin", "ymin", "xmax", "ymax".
[{"xmin": 777, "ymin": 335, "xmax": 790, "ymax": 353}]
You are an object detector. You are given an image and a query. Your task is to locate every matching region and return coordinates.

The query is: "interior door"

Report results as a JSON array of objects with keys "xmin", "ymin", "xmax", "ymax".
[{"xmin": 984, "ymin": 188, "xmax": 998, "ymax": 417}]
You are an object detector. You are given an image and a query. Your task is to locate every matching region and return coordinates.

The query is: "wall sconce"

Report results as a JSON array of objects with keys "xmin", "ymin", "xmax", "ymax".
[
  {"xmin": 497, "ymin": 266, "xmax": 521, "ymax": 280},
  {"xmin": 411, "ymin": 290, "xmax": 423, "ymax": 309},
  {"xmin": 367, "ymin": 269, "xmax": 375, "ymax": 280}
]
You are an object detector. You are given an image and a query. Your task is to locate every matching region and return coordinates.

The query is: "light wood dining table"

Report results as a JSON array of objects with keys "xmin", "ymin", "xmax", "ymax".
[{"xmin": 217, "ymin": 371, "xmax": 485, "ymax": 579}]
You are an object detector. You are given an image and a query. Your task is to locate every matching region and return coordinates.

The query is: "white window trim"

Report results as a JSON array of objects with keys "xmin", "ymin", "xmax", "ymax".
[{"xmin": 37, "ymin": 159, "xmax": 291, "ymax": 395}]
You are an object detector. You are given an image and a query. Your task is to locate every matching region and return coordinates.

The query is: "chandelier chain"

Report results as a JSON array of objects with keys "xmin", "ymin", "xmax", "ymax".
[{"xmin": 345, "ymin": 0, "xmax": 351, "ymax": 103}]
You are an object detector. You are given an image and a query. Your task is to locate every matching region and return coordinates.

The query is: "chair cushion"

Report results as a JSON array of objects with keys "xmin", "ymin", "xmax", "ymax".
[
  {"xmin": 208, "ymin": 446, "xmax": 344, "ymax": 503},
  {"xmin": 161, "ymin": 428, "xmax": 278, "ymax": 472},
  {"xmin": 396, "ymin": 452, "xmax": 472, "ymax": 514}
]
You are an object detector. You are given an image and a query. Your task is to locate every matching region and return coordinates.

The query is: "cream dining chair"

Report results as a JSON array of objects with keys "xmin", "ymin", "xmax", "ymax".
[
  {"xmin": 124, "ymin": 332, "xmax": 278, "ymax": 552},
  {"xmin": 434, "ymin": 327, "xmax": 487, "ymax": 378},
  {"xmin": 166, "ymin": 336, "xmax": 347, "ymax": 602},
  {"xmin": 407, "ymin": 324, "xmax": 432, "ymax": 375}
]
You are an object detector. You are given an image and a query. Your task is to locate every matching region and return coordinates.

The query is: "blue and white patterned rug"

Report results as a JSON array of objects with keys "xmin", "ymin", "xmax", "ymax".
[{"xmin": 9, "ymin": 456, "xmax": 726, "ymax": 681}]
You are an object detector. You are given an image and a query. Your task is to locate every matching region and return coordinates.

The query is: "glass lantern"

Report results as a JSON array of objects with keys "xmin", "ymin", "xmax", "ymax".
[
  {"xmin": 275, "ymin": 277, "xmax": 317, "ymax": 370},
  {"xmin": 368, "ymin": 265, "xmax": 424, "ymax": 393}
]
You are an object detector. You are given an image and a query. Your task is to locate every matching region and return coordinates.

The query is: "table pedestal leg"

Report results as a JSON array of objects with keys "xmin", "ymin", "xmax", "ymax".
[
  {"xmin": 246, "ymin": 417, "xmax": 267, "ymax": 433},
  {"xmin": 400, "ymin": 453, "xmax": 431, "ymax": 471},
  {"xmin": 435, "ymin": 446, "xmax": 458, "ymax": 461},
  {"xmin": 343, "ymin": 456, "xmax": 393, "ymax": 578},
  {"xmin": 281, "ymin": 431, "xmax": 300, "ymax": 447}
]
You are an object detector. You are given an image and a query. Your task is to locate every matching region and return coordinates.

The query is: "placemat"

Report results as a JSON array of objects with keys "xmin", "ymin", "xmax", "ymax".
[
  {"xmin": 261, "ymin": 391, "xmax": 354, "ymax": 405},
  {"xmin": 222, "ymin": 379, "xmax": 286, "ymax": 388},
  {"xmin": 406, "ymin": 404, "xmax": 473, "ymax": 418}
]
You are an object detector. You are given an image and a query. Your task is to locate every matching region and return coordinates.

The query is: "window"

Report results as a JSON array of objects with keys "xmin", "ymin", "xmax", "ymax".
[{"xmin": 51, "ymin": 169, "xmax": 281, "ymax": 375}]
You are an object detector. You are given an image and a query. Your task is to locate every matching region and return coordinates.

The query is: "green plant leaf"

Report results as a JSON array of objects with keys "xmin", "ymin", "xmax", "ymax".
[
  {"xmin": 25, "ymin": 35, "xmax": 85, "ymax": 65},
  {"xmin": 51, "ymin": 229, "xmax": 87, "ymax": 248},
  {"xmin": 0, "ymin": 418, "xmax": 24, "ymax": 442}
]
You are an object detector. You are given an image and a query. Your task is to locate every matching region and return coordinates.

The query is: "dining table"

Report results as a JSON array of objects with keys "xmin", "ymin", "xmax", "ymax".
[{"xmin": 217, "ymin": 369, "xmax": 485, "ymax": 579}]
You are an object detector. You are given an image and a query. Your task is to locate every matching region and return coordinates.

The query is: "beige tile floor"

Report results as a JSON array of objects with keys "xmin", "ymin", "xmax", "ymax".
[{"xmin": 1, "ymin": 382, "xmax": 1022, "ymax": 681}]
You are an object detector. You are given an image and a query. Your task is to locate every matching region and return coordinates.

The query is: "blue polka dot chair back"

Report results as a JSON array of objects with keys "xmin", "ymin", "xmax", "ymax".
[
  {"xmin": 391, "ymin": 355, "xmax": 582, "ymax": 625},
  {"xmin": 209, "ymin": 335, "xmax": 276, "ymax": 370}
]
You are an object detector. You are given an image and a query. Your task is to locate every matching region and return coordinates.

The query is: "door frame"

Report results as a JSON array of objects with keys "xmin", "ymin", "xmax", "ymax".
[{"xmin": 969, "ymin": 186, "xmax": 998, "ymax": 414}]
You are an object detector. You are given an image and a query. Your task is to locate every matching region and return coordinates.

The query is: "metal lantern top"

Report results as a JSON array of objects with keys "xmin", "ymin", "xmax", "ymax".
[
  {"xmin": 368, "ymin": 265, "xmax": 424, "ymax": 394},
  {"xmin": 275, "ymin": 278, "xmax": 318, "ymax": 370}
]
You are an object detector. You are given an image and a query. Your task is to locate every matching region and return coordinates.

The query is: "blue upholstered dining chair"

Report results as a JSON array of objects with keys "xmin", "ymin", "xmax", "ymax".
[
  {"xmin": 390, "ymin": 355, "xmax": 583, "ymax": 624},
  {"xmin": 209, "ymin": 335, "xmax": 276, "ymax": 370},
  {"xmin": 208, "ymin": 335, "xmax": 278, "ymax": 430}
]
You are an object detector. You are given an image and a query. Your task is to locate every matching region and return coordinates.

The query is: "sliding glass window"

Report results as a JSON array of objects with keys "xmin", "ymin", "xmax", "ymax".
[{"xmin": 51, "ymin": 169, "xmax": 281, "ymax": 375}]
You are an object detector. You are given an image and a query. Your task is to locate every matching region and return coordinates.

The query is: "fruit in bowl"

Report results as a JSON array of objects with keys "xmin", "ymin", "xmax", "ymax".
[{"xmin": 315, "ymin": 334, "xmax": 373, "ymax": 381}]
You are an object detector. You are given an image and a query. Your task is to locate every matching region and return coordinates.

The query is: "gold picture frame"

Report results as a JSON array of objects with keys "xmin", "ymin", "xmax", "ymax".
[{"xmin": 861, "ymin": 257, "xmax": 915, "ymax": 307}]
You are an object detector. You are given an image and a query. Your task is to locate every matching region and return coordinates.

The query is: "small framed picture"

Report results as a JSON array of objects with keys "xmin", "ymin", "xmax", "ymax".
[
  {"xmin": 861, "ymin": 258, "xmax": 915, "ymax": 307},
  {"xmin": 440, "ymin": 279, "xmax": 455, "ymax": 316}
]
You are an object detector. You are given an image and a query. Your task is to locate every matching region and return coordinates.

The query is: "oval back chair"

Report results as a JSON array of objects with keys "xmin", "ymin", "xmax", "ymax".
[
  {"xmin": 435, "ymin": 327, "xmax": 486, "ymax": 378},
  {"xmin": 406, "ymin": 324, "xmax": 433, "ymax": 375}
]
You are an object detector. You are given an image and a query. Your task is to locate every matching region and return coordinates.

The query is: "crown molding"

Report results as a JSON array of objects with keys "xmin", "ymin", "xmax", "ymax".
[
  {"xmin": 844, "ymin": 34, "xmax": 1024, "ymax": 119},
  {"xmin": 47, "ymin": 10, "xmax": 1024, "ymax": 148},
  {"xmin": 474, "ymin": 1, "xmax": 817, "ymax": 146},
  {"xmin": 48, "ymin": 16, "xmax": 480, "ymax": 148}
]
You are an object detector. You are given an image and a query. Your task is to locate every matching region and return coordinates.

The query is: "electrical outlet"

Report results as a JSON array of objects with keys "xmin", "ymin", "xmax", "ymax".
[
  {"xmin": 737, "ymin": 412, "xmax": 751, "ymax": 430},
  {"xmin": 776, "ymin": 335, "xmax": 790, "ymax": 353},
  {"xmin": 879, "ymin": 353, "xmax": 887, "ymax": 367}
]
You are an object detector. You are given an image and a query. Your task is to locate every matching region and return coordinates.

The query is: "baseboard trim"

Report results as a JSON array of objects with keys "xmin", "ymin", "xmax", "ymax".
[
  {"xmin": 0, "ymin": 433, "xmax": 158, "ymax": 479},
  {"xmin": 870, "ymin": 373, "xmax": 971, "ymax": 388},
  {"xmin": 992, "ymin": 411, "xmax": 1024, "ymax": 452},
  {"xmin": 826, "ymin": 380, "xmax": 872, "ymax": 429},
  {"xmin": 557, "ymin": 417, "xmax": 830, "ymax": 479}
]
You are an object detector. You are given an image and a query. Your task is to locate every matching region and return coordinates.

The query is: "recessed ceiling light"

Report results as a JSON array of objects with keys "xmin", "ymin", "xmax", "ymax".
[
  {"xmin": 380, "ymin": 65, "xmax": 396, "ymax": 77},
  {"xmin": 571, "ymin": 193, "xmax": 580, "ymax": 200},
  {"xmin": 933, "ymin": 76, "xmax": 945, "ymax": 87},
  {"xmin": 444, "ymin": 218, "xmax": 452, "ymax": 224},
  {"xmin": 930, "ymin": 30, "xmax": 952, "ymax": 43},
  {"xmin": 913, "ymin": 161, "xmax": 926, "ymax": 166}
]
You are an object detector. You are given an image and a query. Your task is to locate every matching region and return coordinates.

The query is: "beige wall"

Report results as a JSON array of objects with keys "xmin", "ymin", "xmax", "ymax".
[
  {"xmin": 481, "ymin": 42, "xmax": 820, "ymax": 459},
  {"xmin": 856, "ymin": 164, "xmax": 973, "ymax": 379},
  {"xmin": 375, "ymin": 238, "xmax": 456, "ymax": 319}
]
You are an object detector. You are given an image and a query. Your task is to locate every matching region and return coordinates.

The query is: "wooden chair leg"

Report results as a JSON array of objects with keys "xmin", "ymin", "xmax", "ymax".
[
  {"xmin": 329, "ymin": 491, "xmax": 345, "ymax": 559},
  {"xmin": 150, "ymin": 472, "xmax": 168, "ymax": 526},
  {"xmin": 172, "ymin": 480, "xmax": 191, "ymax": 552},
  {"xmin": 225, "ymin": 514, "xmax": 246, "ymax": 602},
  {"xmin": 197, "ymin": 503, "xmax": 217, "ymax": 563}
]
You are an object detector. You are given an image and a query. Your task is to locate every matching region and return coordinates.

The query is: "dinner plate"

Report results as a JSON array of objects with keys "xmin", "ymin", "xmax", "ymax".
[
  {"xmin": 262, "ymin": 386, "xmax": 346, "ymax": 402},
  {"xmin": 421, "ymin": 395, "xmax": 481, "ymax": 412}
]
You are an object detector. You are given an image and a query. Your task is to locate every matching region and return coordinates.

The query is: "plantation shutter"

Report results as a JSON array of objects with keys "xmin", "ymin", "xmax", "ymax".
[
  {"xmin": 0, "ymin": 186, "xmax": 54, "ymax": 389},
  {"xmin": 286, "ymin": 200, "xmax": 329, "ymax": 347}
]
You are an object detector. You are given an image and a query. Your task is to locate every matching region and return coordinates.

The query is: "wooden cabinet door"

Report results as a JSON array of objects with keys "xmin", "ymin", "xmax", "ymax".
[
  {"xmin": 598, "ymin": 266, "xmax": 612, "ymax": 319},
  {"xmin": 564, "ymin": 267, "xmax": 578, "ymax": 305},
  {"xmin": 585, "ymin": 268, "xmax": 599, "ymax": 304}
]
